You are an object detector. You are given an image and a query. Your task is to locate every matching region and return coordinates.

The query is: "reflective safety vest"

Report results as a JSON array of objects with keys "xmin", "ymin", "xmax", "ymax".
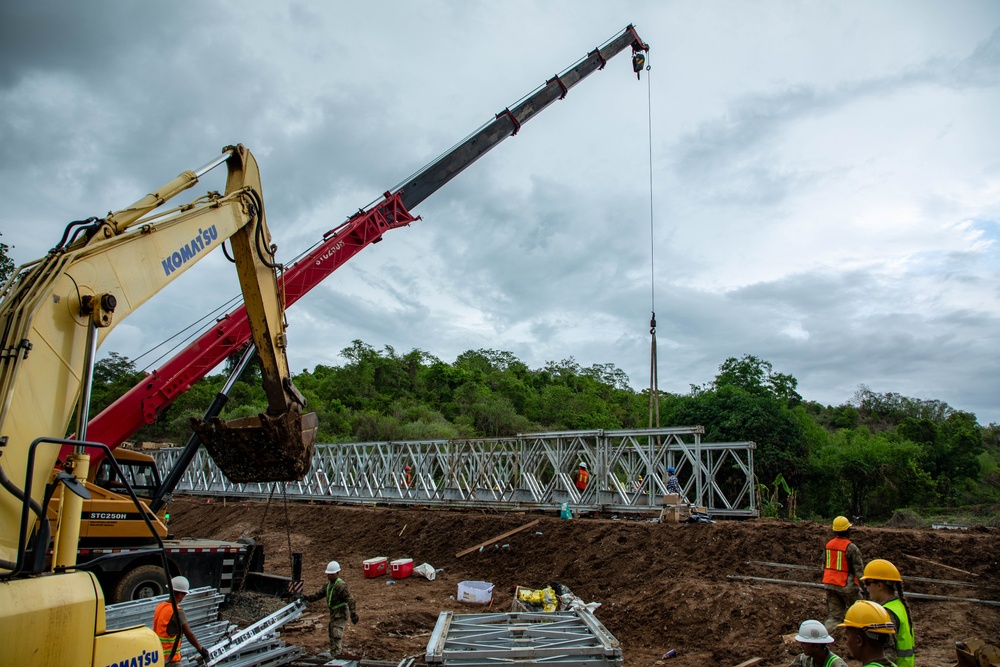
[
  {"xmin": 822, "ymin": 651, "xmax": 846, "ymax": 667},
  {"xmin": 822, "ymin": 537, "xmax": 852, "ymax": 586},
  {"xmin": 154, "ymin": 600, "xmax": 183, "ymax": 662},
  {"xmin": 326, "ymin": 578, "xmax": 347, "ymax": 611},
  {"xmin": 884, "ymin": 598, "xmax": 914, "ymax": 667},
  {"xmin": 575, "ymin": 469, "xmax": 589, "ymax": 491}
]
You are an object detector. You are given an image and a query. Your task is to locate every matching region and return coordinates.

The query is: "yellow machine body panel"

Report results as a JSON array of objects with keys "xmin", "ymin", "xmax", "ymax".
[{"xmin": 0, "ymin": 571, "xmax": 162, "ymax": 666}]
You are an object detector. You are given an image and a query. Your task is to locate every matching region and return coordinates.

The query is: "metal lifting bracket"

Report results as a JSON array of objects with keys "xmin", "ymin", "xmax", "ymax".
[
  {"xmin": 495, "ymin": 108, "xmax": 521, "ymax": 135},
  {"xmin": 588, "ymin": 46, "xmax": 607, "ymax": 70},
  {"xmin": 546, "ymin": 74, "xmax": 569, "ymax": 100}
]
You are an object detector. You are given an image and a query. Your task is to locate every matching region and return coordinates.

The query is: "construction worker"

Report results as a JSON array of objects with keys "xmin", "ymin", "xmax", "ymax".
[
  {"xmin": 787, "ymin": 619, "xmax": 848, "ymax": 667},
  {"xmin": 573, "ymin": 462, "xmax": 589, "ymax": 492},
  {"xmin": 862, "ymin": 559, "xmax": 914, "ymax": 667},
  {"xmin": 305, "ymin": 560, "xmax": 358, "ymax": 656},
  {"xmin": 153, "ymin": 576, "xmax": 211, "ymax": 663},
  {"xmin": 822, "ymin": 516, "xmax": 865, "ymax": 632},
  {"xmin": 666, "ymin": 466, "xmax": 684, "ymax": 496},
  {"xmin": 404, "ymin": 465, "xmax": 412, "ymax": 488},
  {"xmin": 837, "ymin": 600, "xmax": 898, "ymax": 666}
]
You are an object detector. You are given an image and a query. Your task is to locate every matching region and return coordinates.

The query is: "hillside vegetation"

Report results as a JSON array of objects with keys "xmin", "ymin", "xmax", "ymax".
[{"xmin": 91, "ymin": 344, "xmax": 1000, "ymax": 522}]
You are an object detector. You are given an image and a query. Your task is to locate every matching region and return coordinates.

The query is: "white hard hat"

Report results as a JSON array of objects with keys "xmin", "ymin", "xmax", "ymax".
[
  {"xmin": 579, "ymin": 462, "xmax": 587, "ymax": 469},
  {"xmin": 794, "ymin": 619, "xmax": 834, "ymax": 644},
  {"xmin": 171, "ymin": 576, "xmax": 190, "ymax": 594},
  {"xmin": 325, "ymin": 560, "xmax": 341, "ymax": 574}
]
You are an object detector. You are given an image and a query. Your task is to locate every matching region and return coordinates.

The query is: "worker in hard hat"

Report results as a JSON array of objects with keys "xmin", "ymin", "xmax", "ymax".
[
  {"xmin": 837, "ymin": 600, "xmax": 897, "ymax": 666},
  {"xmin": 153, "ymin": 575, "xmax": 212, "ymax": 663},
  {"xmin": 404, "ymin": 465, "xmax": 412, "ymax": 488},
  {"xmin": 665, "ymin": 466, "xmax": 690, "ymax": 503},
  {"xmin": 787, "ymin": 619, "xmax": 848, "ymax": 667},
  {"xmin": 861, "ymin": 559, "xmax": 914, "ymax": 667},
  {"xmin": 573, "ymin": 462, "xmax": 589, "ymax": 492},
  {"xmin": 822, "ymin": 516, "xmax": 865, "ymax": 632},
  {"xmin": 304, "ymin": 560, "xmax": 359, "ymax": 656}
]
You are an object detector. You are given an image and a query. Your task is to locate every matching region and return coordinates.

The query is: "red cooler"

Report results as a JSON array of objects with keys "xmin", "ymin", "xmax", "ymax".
[
  {"xmin": 363, "ymin": 557, "xmax": 388, "ymax": 578},
  {"xmin": 391, "ymin": 558, "xmax": 413, "ymax": 579}
]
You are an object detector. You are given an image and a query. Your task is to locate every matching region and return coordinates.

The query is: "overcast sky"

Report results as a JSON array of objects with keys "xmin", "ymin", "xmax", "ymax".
[{"xmin": 2, "ymin": 2, "xmax": 998, "ymax": 424}]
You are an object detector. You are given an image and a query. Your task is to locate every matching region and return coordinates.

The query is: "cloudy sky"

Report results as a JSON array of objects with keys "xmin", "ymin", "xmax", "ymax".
[{"xmin": 2, "ymin": 2, "xmax": 998, "ymax": 424}]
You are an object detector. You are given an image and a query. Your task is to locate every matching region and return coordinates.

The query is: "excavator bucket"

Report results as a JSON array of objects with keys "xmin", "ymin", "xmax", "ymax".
[{"xmin": 192, "ymin": 409, "xmax": 317, "ymax": 483}]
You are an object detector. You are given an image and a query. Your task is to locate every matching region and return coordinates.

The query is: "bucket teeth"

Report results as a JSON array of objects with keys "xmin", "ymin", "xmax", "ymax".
[{"xmin": 192, "ymin": 409, "xmax": 317, "ymax": 483}]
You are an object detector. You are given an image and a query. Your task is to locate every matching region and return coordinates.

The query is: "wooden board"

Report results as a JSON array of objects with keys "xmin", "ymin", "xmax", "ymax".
[{"xmin": 455, "ymin": 519, "xmax": 541, "ymax": 558}]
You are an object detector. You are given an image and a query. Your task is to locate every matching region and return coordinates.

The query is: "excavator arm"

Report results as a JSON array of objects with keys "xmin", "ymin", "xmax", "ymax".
[
  {"xmin": 82, "ymin": 24, "xmax": 649, "ymax": 458},
  {"xmin": 0, "ymin": 144, "xmax": 315, "ymax": 568}
]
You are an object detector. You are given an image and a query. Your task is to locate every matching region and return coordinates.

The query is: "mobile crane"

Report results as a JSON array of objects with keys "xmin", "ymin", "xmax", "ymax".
[
  {"xmin": 0, "ymin": 145, "xmax": 316, "ymax": 665},
  {"xmin": 42, "ymin": 23, "xmax": 648, "ymax": 613},
  {"xmin": 80, "ymin": 24, "xmax": 649, "ymax": 459}
]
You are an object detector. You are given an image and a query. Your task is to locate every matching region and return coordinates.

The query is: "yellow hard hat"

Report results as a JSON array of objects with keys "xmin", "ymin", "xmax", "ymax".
[
  {"xmin": 837, "ymin": 600, "xmax": 896, "ymax": 634},
  {"xmin": 832, "ymin": 516, "xmax": 852, "ymax": 532},
  {"xmin": 861, "ymin": 559, "xmax": 902, "ymax": 583}
]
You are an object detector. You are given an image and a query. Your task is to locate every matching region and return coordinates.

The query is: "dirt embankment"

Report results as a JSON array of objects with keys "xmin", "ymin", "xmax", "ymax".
[{"xmin": 168, "ymin": 496, "xmax": 1000, "ymax": 666}]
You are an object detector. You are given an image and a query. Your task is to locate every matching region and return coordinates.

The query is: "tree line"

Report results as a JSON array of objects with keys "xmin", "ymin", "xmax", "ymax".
[{"xmin": 91, "ymin": 344, "xmax": 1000, "ymax": 522}]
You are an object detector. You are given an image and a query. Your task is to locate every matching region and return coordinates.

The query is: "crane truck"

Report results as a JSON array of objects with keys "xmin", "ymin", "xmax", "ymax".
[
  {"xmin": 0, "ymin": 145, "xmax": 316, "ymax": 665},
  {"xmin": 75, "ymin": 23, "xmax": 649, "ymax": 463},
  {"xmin": 19, "ymin": 22, "xmax": 648, "ymax": 617}
]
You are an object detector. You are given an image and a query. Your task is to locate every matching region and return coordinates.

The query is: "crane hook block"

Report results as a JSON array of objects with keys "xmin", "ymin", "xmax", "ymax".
[{"xmin": 632, "ymin": 52, "xmax": 646, "ymax": 80}]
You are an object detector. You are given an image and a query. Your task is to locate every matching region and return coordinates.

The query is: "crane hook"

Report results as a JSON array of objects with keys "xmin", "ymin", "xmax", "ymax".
[{"xmin": 632, "ymin": 52, "xmax": 646, "ymax": 80}]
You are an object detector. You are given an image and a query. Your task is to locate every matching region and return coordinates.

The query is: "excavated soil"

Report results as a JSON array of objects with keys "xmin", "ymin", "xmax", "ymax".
[{"xmin": 168, "ymin": 497, "xmax": 1000, "ymax": 666}]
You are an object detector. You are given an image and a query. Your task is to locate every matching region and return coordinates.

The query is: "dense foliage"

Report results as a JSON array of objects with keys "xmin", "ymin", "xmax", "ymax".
[{"xmin": 91, "ymin": 345, "xmax": 1000, "ymax": 521}]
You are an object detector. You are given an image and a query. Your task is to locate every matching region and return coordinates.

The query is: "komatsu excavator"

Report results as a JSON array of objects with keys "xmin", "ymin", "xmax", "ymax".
[{"xmin": 0, "ymin": 145, "xmax": 316, "ymax": 665}]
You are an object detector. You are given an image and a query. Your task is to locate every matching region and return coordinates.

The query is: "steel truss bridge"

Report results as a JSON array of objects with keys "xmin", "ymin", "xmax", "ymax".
[{"xmin": 153, "ymin": 427, "xmax": 757, "ymax": 518}]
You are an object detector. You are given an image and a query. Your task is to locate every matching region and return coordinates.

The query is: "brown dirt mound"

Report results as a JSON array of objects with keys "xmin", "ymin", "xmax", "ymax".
[{"xmin": 168, "ymin": 497, "xmax": 1000, "ymax": 666}]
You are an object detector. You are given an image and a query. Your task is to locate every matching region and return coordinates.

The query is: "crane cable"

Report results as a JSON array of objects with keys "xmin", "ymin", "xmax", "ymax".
[{"xmin": 643, "ymin": 58, "xmax": 660, "ymax": 430}]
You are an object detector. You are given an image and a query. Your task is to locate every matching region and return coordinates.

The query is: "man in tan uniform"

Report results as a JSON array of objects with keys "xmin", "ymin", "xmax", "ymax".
[{"xmin": 305, "ymin": 560, "xmax": 358, "ymax": 655}]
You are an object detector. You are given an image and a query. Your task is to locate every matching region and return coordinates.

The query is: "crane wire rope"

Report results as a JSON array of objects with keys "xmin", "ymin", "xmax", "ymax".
[{"xmin": 644, "ymin": 59, "xmax": 660, "ymax": 431}]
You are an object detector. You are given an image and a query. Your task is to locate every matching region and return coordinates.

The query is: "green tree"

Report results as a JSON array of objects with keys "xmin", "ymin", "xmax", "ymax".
[
  {"xmin": 89, "ymin": 353, "xmax": 147, "ymax": 418},
  {"xmin": 0, "ymin": 232, "xmax": 15, "ymax": 284}
]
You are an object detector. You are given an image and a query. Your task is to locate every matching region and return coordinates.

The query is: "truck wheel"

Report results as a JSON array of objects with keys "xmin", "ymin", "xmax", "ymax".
[{"xmin": 114, "ymin": 565, "xmax": 169, "ymax": 603}]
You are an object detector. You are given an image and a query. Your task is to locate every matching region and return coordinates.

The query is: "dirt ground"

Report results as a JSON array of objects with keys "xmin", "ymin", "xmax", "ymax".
[{"xmin": 167, "ymin": 496, "xmax": 1000, "ymax": 667}]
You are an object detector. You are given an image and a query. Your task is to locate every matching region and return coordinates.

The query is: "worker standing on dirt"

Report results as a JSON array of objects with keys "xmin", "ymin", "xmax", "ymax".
[
  {"xmin": 154, "ymin": 576, "xmax": 212, "ymax": 663},
  {"xmin": 862, "ymin": 559, "xmax": 915, "ymax": 667},
  {"xmin": 837, "ymin": 600, "xmax": 898, "ymax": 666},
  {"xmin": 787, "ymin": 619, "xmax": 848, "ymax": 667},
  {"xmin": 822, "ymin": 516, "xmax": 865, "ymax": 632},
  {"xmin": 573, "ymin": 463, "xmax": 589, "ymax": 492},
  {"xmin": 304, "ymin": 560, "xmax": 359, "ymax": 656}
]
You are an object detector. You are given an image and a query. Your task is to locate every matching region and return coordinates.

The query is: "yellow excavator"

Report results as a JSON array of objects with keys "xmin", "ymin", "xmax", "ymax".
[{"xmin": 0, "ymin": 145, "xmax": 316, "ymax": 666}]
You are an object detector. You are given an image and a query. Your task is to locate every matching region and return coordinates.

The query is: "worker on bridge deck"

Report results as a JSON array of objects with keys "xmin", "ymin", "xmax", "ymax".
[
  {"xmin": 154, "ymin": 575, "xmax": 211, "ymax": 663},
  {"xmin": 573, "ymin": 462, "xmax": 589, "ymax": 492},
  {"xmin": 822, "ymin": 516, "xmax": 865, "ymax": 632}
]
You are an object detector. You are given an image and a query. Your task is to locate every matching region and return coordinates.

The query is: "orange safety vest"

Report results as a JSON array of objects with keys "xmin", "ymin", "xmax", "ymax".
[
  {"xmin": 575, "ymin": 469, "xmax": 589, "ymax": 491},
  {"xmin": 154, "ymin": 600, "xmax": 183, "ymax": 662},
  {"xmin": 822, "ymin": 537, "xmax": 852, "ymax": 586}
]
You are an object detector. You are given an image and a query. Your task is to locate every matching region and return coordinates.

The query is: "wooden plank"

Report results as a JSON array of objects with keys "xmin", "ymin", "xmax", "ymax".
[
  {"xmin": 903, "ymin": 553, "xmax": 979, "ymax": 577},
  {"xmin": 732, "ymin": 659, "xmax": 763, "ymax": 667},
  {"xmin": 455, "ymin": 519, "xmax": 541, "ymax": 558}
]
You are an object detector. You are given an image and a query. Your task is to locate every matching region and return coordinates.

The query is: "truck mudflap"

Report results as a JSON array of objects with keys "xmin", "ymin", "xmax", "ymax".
[
  {"xmin": 193, "ymin": 409, "xmax": 317, "ymax": 482},
  {"xmin": 242, "ymin": 571, "xmax": 297, "ymax": 597}
]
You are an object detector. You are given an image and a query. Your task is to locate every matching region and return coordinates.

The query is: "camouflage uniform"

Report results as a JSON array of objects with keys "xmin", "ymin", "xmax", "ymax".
[
  {"xmin": 788, "ymin": 649, "xmax": 849, "ymax": 667},
  {"xmin": 306, "ymin": 577, "xmax": 357, "ymax": 654}
]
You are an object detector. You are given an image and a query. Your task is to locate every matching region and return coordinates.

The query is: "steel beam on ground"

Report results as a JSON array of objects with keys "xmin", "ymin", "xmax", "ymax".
[
  {"xmin": 153, "ymin": 427, "xmax": 756, "ymax": 517},
  {"xmin": 426, "ymin": 610, "xmax": 622, "ymax": 667}
]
